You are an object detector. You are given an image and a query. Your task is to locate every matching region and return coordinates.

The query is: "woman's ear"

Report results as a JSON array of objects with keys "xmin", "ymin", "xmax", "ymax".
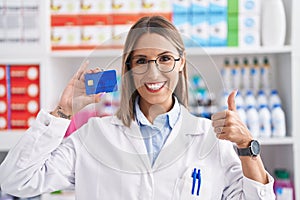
[{"xmin": 179, "ymin": 55, "xmax": 186, "ymax": 72}]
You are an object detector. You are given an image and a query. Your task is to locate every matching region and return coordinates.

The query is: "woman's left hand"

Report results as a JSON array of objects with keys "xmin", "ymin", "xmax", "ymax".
[{"xmin": 211, "ymin": 90, "xmax": 253, "ymax": 148}]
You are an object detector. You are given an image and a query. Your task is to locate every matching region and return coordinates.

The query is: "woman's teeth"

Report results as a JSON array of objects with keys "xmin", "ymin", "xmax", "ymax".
[{"xmin": 145, "ymin": 82, "xmax": 165, "ymax": 90}]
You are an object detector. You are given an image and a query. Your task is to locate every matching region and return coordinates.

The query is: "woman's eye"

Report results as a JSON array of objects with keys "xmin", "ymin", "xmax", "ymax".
[
  {"xmin": 159, "ymin": 55, "xmax": 172, "ymax": 62},
  {"xmin": 135, "ymin": 58, "xmax": 147, "ymax": 65}
]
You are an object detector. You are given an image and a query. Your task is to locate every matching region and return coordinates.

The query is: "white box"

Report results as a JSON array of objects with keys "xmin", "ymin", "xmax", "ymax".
[
  {"xmin": 141, "ymin": 0, "xmax": 172, "ymax": 13},
  {"xmin": 112, "ymin": 0, "xmax": 141, "ymax": 13},
  {"xmin": 239, "ymin": 0, "xmax": 261, "ymax": 14},
  {"xmin": 112, "ymin": 24, "xmax": 131, "ymax": 46},
  {"xmin": 81, "ymin": 0, "xmax": 111, "ymax": 14},
  {"xmin": 239, "ymin": 29, "xmax": 260, "ymax": 47},
  {"xmin": 23, "ymin": 12, "xmax": 40, "ymax": 43},
  {"xmin": 5, "ymin": 13, "xmax": 22, "ymax": 42},
  {"xmin": 51, "ymin": 0, "xmax": 81, "ymax": 14},
  {"xmin": 173, "ymin": 13, "xmax": 191, "ymax": 46},
  {"xmin": 191, "ymin": 0, "xmax": 209, "ymax": 14},
  {"xmin": 51, "ymin": 26, "xmax": 81, "ymax": 46},
  {"xmin": 239, "ymin": 14, "xmax": 260, "ymax": 30},
  {"xmin": 173, "ymin": 0, "xmax": 191, "ymax": 13},
  {"xmin": 191, "ymin": 13, "xmax": 209, "ymax": 47},
  {"xmin": 209, "ymin": 0, "xmax": 227, "ymax": 14},
  {"xmin": 209, "ymin": 14, "xmax": 227, "ymax": 46},
  {"xmin": 81, "ymin": 25, "xmax": 112, "ymax": 46}
]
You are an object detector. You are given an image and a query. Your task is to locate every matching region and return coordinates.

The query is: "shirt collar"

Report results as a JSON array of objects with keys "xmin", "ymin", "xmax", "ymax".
[{"xmin": 134, "ymin": 96, "xmax": 181, "ymax": 129}]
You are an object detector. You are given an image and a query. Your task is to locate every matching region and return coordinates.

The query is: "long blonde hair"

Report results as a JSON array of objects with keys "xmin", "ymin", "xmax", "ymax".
[{"xmin": 116, "ymin": 16, "xmax": 188, "ymax": 127}]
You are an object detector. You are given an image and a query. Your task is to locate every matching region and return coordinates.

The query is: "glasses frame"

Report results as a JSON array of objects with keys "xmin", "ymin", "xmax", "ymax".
[{"xmin": 127, "ymin": 55, "xmax": 181, "ymax": 75}]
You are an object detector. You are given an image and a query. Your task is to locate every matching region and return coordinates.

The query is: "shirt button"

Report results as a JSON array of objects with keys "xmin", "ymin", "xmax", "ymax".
[
  {"xmin": 260, "ymin": 188, "xmax": 266, "ymax": 197},
  {"xmin": 44, "ymin": 119, "xmax": 50, "ymax": 126}
]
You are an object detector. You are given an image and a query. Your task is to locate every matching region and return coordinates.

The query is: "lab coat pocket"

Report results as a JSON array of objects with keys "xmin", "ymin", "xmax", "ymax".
[{"xmin": 172, "ymin": 166, "xmax": 213, "ymax": 200}]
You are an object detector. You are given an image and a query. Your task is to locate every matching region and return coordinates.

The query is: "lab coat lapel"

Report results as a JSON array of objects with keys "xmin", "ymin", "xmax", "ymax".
[{"xmin": 152, "ymin": 106, "xmax": 202, "ymax": 170}]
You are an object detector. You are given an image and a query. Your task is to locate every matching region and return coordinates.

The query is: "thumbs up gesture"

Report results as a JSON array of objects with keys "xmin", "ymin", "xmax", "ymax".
[{"xmin": 211, "ymin": 90, "xmax": 253, "ymax": 148}]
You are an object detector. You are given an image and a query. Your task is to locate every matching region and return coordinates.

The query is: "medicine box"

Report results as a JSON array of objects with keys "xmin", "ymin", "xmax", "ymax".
[
  {"xmin": 80, "ymin": 0, "xmax": 112, "ymax": 14},
  {"xmin": 209, "ymin": 14, "xmax": 227, "ymax": 46},
  {"xmin": 191, "ymin": 13, "xmax": 209, "ymax": 47},
  {"xmin": 191, "ymin": 0, "xmax": 209, "ymax": 14},
  {"xmin": 173, "ymin": 0, "xmax": 191, "ymax": 14}
]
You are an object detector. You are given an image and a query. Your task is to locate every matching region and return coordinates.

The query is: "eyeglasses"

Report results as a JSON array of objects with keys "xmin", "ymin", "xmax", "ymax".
[{"xmin": 128, "ymin": 55, "xmax": 181, "ymax": 74}]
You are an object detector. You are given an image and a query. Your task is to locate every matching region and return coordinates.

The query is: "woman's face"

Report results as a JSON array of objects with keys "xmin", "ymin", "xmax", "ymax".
[{"xmin": 130, "ymin": 33, "xmax": 185, "ymax": 112}]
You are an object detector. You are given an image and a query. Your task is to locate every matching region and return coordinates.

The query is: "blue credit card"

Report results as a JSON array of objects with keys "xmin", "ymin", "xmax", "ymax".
[{"xmin": 84, "ymin": 70, "xmax": 118, "ymax": 95}]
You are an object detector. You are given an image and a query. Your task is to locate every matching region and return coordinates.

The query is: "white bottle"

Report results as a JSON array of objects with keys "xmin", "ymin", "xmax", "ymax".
[
  {"xmin": 237, "ymin": 105, "xmax": 247, "ymax": 125},
  {"xmin": 261, "ymin": 0, "xmax": 286, "ymax": 46},
  {"xmin": 246, "ymin": 105, "xmax": 260, "ymax": 138},
  {"xmin": 271, "ymin": 104, "xmax": 286, "ymax": 137},
  {"xmin": 261, "ymin": 57, "xmax": 271, "ymax": 90},
  {"xmin": 231, "ymin": 58, "xmax": 241, "ymax": 89},
  {"xmin": 257, "ymin": 89, "xmax": 268, "ymax": 109},
  {"xmin": 221, "ymin": 59, "xmax": 232, "ymax": 90},
  {"xmin": 242, "ymin": 58, "xmax": 251, "ymax": 90},
  {"xmin": 235, "ymin": 91, "xmax": 245, "ymax": 108},
  {"xmin": 219, "ymin": 91, "xmax": 229, "ymax": 111},
  {"xmin": 258, "ymin": 105, "xmax": 272, "ymax": 138},
  {"xmin": 245, "ymin": 90, "xmax": 256, "ymax": 108},
  {"xmin": 251, "ymin": 57, "xmax": 260, "ymax": 94},
  {"xmin": 269, "ymin": 89, "xmax": 282, "ymax": 110}
]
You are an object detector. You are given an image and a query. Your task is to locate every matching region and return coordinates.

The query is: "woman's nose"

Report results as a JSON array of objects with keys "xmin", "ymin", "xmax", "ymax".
[{"xmin": 147, "ymin": 61, "xmax": 160, "ymax": 77}]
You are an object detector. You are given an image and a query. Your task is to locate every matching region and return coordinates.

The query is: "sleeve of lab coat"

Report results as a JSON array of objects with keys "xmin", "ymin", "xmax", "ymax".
[
  {"xmin": 0, "ymin": 109, "xmax": 76, "ymax": 198},
  {"xmin": 219, "ymin": 141, "xmax": 276, "ymax": 200}
]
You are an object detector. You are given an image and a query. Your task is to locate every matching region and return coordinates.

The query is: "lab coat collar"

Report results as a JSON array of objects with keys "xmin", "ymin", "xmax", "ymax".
[{"xmin": 110, "ymin": 105, "xmax": 205, "ymax": 135}]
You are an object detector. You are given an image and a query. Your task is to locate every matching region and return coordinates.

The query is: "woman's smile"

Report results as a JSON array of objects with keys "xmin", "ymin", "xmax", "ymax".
[{"xmin": 144, "ymin": 81, "xmax": 166, "ymax": 93}]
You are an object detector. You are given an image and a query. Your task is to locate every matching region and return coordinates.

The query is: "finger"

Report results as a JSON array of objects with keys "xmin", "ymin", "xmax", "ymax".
[
  {"xmin": 211, "ymin": 119, "xmax": 226, "ymax": 128},
  {"xmin": 227, "ymin": 89, "xmax": 238, "ymax": 112},
  {"xmin": 211, "ymin": 110, "xmax": 227, "ymax": 120},
  {"xmin": 75, "ymin": 60, "xmax": 90, "ymax": 80},
  {"xmin": 214, "ymin": 126, "xmax": 224, "ymax": 134}
]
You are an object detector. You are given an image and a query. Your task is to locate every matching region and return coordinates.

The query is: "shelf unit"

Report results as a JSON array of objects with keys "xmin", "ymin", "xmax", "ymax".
[{"xmin": 0, "ymin": 0, "xmax": 299, "ymax": 199}]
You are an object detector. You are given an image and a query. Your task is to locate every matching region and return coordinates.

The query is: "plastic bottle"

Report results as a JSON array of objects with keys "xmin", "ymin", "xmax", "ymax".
[
  {"xmin": 231, "ymin": 58, "xmax": 241, "ymax": 89},
  {"xmin": 256, "ymin": 90, "xmax": 268, "ymax": 109},
  {"xmin": 251, "ymin": 57, "xmax": 260, "ymax": 94},
  {"xmin": 269, "ymin": 89, "xmax": 282, "ymax": 110},
  {"xmin": 246, "ymin": 105, "xmax": 260, "ymax": 138},
  {"xmin": 261, "ymin": 57, "xmax": 271, "ymax": 90},
  {"xmin": 237, "ymin": 105, "xmax": 247, "ymax": 125},
  {"xmin": 242, "ymin": 58, "xmax": 251, "ymax": 91},
  {"xmin": 244, "ymin": 90, "xmax": 256, "ymax": 108},
  {"xmin": 258, "ymin": 104, "xmax": 272, "ymax": 138},
  {"xmin": 235, "ymin": 91, "xmax": 245, "ymax": 108},
  {"xmin": 221, "ymin": 59, "xmax": 232, "ymax": 90},
  {"xmin": 274, "ymin": 169, "xmax": 295, "ymax": 200},
  {"xmin": 219, "ymin": 91, "xmax": 229, "ymax": 111},
  {"xmin": 271, "ymin": 104, "xmax": 286, "ymax": 137},
  {"xmin": 261, "ymin": 0, "xmax": 286, "ymax": 46}
]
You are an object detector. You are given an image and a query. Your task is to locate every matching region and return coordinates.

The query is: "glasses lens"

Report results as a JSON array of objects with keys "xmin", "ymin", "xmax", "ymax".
[
  {"xmin": 157, "ymin": 55, "xmax": 175, "ymax": 72},
  {"xmin": 131, "ymin": 57, "xmax": 148, "ymax": 74}
]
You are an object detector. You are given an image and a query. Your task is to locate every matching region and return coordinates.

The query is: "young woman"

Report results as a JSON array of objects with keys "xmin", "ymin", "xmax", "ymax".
[{"xmin": 0, "ymin": 16, "xmax": 275, "ymax": 199}]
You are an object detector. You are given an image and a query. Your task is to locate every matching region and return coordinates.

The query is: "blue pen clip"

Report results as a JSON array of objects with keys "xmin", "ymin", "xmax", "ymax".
[
  {"xmin": 196, "ymin": 169, "xmax": 201, "ymax": 196},
  {"xmin": 191, "ymin": 168, "xmax": 197, "ymax": 195}
]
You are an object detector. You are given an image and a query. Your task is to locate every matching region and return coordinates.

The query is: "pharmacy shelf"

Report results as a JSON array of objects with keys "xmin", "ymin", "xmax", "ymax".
[
  {"xmin": 49, "ymin": 46, "xmax": 292, "ymax": 58},
  {"xmin": 259, "ymin": 137, "xmax": 294, "ymax": 145}
]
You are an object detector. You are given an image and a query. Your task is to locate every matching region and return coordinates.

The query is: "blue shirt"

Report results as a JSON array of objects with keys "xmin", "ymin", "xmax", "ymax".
[{"xmin": 135, "ymin": 96, "xmax": 181, "ymax": 166}]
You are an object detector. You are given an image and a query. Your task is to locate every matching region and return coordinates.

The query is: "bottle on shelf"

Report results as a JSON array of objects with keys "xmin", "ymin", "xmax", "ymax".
[
  {"xmin": 246, "ymin": 105, "xmax": 260, "ymax": 138},
  {"xmin": 274, "ymin": 169, "xmax": 295, "ymax": 200},
  {"xmin": 235, "ymin": 91, "xmax": 245, "ymax": 109},
  {"xmin": 258, "ymin": 104, "xmax": 272, "ymax": 138},
  {"xmin": 251, "ymin": 57, "xmax": 260, "ymax": 94},
  {"xmin": 231, "ymin": 58, "xmax": 241, "ymax": 90},
  {"xmin": 237, "ymin": 105, "xmax": 247, "ymax": 125},
  {"xmin": 261, "ymin": 57, "xmax": 271, "ymax": 90},
  {"xmin": 245, "ymin": 90, "xmax": 256, "ymax": 108},
  {"xmin": 221, "ymin": 58, "xmax": 232, "ymax": 91},
  {"xmin": 257, "ymin": 89, "xmax": 268, "ymax": 109},
  {"xmin": 269, "ymin": 89, "xmax": 282, "ymax": 110},
  {"xmin": 241, "ymin": 57, "xmax": 251, "ymax": 92},
  {"xmin": 271, "ymin": 104, "xmax": 286, "ymax": 137}
]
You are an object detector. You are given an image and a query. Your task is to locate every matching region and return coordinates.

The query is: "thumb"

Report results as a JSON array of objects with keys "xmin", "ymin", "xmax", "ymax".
[{"xmin": 227, "ymin": 90, "xmax": 237, "ymax": 111}]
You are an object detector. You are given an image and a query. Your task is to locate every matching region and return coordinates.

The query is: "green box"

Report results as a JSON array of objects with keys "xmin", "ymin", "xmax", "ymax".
[
  {"xmin": 228, "ymin": 14, "xmax": 238, "ymax": 30},
  {"xmin": 228, "ymin": 0, "xmax": 238, "ymax": 14},
  {"xmin": 227, "ymin": 30, "xmax": 238, "ymax": 47}
]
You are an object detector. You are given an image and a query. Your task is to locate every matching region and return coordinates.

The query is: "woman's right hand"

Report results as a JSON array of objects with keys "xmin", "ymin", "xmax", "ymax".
[{"xmin": 51, "ymin": 60, "xmax": 104, "ymax": 119}]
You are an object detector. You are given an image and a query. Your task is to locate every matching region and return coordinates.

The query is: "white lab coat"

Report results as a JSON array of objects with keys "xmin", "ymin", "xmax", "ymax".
[{"xmin": 0, "ymin": 106, "xmax": 275, "ymax": 199}]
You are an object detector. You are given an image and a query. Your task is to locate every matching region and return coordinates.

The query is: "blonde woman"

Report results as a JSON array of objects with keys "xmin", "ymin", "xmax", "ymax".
[{"xmin": 0, "ymin": 16, "xmax": 275, "ymax": 199}]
